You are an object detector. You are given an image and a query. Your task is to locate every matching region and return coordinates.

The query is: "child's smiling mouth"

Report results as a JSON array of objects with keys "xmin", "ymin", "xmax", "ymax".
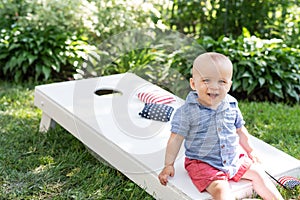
[{"xmin": 208, "ymin": 93, "xmax": 219, "ymax": 99}]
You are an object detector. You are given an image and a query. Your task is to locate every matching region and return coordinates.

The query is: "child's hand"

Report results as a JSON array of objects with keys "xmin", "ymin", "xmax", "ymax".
[
  {"xmin": 248, "ymin": 151, "xmax": 261, "ymax": 163},
  {"xmin": 158, "ymin": 165, "xmax": 175, "ymax": 186}
]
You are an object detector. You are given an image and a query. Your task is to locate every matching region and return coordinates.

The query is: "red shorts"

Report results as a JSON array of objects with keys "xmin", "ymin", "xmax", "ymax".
[{"xmin": 184, "ymin": 156, "xmax": 252, "ymax": 192}]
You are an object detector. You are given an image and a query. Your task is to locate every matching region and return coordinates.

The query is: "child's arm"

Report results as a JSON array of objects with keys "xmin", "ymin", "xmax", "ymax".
[
  {"xmin": 158, "ymin": 132, "xmax": 184, "ymax": 186},
  {"xmin": 236, "ymin": 126, "xmax": 259, "ymax": 162}
]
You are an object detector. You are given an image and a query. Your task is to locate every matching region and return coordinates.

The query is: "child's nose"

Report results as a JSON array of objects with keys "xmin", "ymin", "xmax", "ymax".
[{"xmin": 207, "ymin": 81, "xmax": 219, "ymax": 89}]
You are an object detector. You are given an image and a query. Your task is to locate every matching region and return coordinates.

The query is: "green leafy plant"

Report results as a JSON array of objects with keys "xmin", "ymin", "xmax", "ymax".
[
  {"xmin": 88, "ymin": 0, "xmax": 163, "ymax": 42},
  {"xmin": 163, "ymin": 0, "xmax": 299, "ymax": 47},
  {"xmin": 0, "ymin": 0, "xmax": 167, "ymax": 82},
  {"xmin": 0, "ymin": 25, "xmax": 89, "ymax": 82},
  {"xmin": 198, "ymin": 29, "xmax": 300, "ymax": 103},
  {"xmin": 0, "ymin": 0, "xmax": 94, "ymax": 82}
]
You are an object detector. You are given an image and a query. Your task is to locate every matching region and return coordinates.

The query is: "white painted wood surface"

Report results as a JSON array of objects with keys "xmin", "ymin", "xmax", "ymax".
[{"xmin": 34, "ymin": 73, "xmax": 300, "ymax": 199}]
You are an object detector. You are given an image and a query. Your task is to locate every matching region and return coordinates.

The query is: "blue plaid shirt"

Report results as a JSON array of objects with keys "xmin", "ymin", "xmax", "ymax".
[{"xmin": 171, "ymin": 91, "xmax": 245, "ymax": 178}]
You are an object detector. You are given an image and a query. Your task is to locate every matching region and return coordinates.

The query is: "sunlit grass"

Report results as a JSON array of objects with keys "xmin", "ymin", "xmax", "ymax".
[
  {"xmin": 239, "ymin": 102, "xmax": 300, "ymax": 160},
  {"xmin": 0, "ymin": 82, "xmax": 153, "ymax": 200},
  {"xmin": 239, "ymin": 101, "xmax": 300, "ymax": 199}
]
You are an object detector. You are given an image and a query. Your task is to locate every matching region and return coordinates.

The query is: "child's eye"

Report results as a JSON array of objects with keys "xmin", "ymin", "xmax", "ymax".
[
  {"xmin": 203, "ymin": 79, "xmax": 210, "ymax": 83},
  {"xmin": 219, "ymin": 80, "xmax": 227, "ymax": 84}
]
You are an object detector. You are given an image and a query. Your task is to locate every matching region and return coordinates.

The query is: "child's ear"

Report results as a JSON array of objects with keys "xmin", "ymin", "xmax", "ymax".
[{"xmin": 190, "ymin": 78, "xmax": 196, "ymax": 90}]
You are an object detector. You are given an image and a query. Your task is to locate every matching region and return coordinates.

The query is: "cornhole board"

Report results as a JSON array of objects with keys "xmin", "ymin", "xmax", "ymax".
[{"xmin": 34, "ymin": 73, "xmax": 300, "ymax": 199}]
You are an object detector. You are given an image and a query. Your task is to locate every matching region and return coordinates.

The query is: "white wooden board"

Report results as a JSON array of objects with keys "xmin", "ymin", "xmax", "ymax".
[{"xmin": 34, "ymin": 73, "xmax": 300, "ymax": 199}]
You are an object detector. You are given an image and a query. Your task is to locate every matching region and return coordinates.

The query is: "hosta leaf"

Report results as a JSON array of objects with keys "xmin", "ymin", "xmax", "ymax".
[
  {"xmin": 0, "ymin": 53, "xmax": 9, "ymax": 60},
  {"xmin": 232, "ymin": 80, "xmax": 241, "ymax": 91},
  {"xmin": 274, "ymin": 81, "xmax": 282, "ymax": 89},
  {"xmin": 42, "ymin": 66, "xmax": 51, "ymax": 80},
  {"xmin": 270, "ymin": 86, "xmax": 283, "ymax": 98},
  {"xmin": 258, "ymin": 77, "xmax": 265, "ymax": 86},
  {"xmin": 28, "ymin": 54, "xmax": 38, "ymax": 65},
  {"xmin": 241, "ymin": 71, "xmax": 251, "ymax": 78}
]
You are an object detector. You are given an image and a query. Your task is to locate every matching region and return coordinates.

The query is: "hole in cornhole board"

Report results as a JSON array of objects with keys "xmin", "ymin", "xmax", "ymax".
[{"xmin": 94, "ymin": 89, "xmax": 122, "ymax": 96}]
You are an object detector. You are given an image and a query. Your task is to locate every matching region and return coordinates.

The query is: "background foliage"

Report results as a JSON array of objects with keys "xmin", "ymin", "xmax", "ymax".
[
  {"xmin": 199, "ymin": 29, "xmax": 300, "ymax": 103},
  {"xmin": 166, "ymin": 0, "xmax": 300, "ymax": 46},
  {"xmin": 0, "ymin": 0, "xmax": 299, "ymax": 103}
]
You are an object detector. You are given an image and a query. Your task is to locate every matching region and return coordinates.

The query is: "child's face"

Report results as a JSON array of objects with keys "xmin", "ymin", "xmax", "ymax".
[{"xmin": 190, "ymin": 55, "xmax": 232, "ymax": 109}]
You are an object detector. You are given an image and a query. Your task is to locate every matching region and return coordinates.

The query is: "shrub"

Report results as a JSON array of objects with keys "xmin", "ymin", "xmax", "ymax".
[
  {"xmin": 0, "ymin": 0, "xmax": 166, "ymax": 82},
  {"xmin": 0, "ymin": 25, "xmax": 89, "ymax": 82},
  {"xmin": 88, "ymin": 1, "xmax": 164, "ymax": 42},
  {"xmin": 199, "ymin": 29, "xmax": 300, "ymax": 103},
  {"xmin": 0, "ymin": 0, "xmax": 93, "ymax": 82},
  {"xmin": 78, "ymin": 27, "xmax": 300, "ymax": 103},
  {"xmin": 163, "ymin": 0, "xmax": 299, "ymax": 48}
]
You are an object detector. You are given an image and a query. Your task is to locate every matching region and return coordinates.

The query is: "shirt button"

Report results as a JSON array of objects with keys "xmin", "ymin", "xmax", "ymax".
[
  {"xmin": 223, "ymin": 160, "xmax": 226, "ymax": 164},
  {"xmin": 221, "ymin": 144, "xmax": 225, "ymax": 148},
  {"xmin": 217, "ymin": 127, "xmax": 222, "ymax": 132}
]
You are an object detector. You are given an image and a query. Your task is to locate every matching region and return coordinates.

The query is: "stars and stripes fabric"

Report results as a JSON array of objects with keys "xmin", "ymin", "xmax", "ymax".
[
  {"xmin": 278, "ymin": 176, "xmax": 300, "ymax": 189},
  {"xmin": 137, "ymin": 91, "xmax": 176, "ymax": 104},
  {"xmin": 139, "ymin": 103, "xmax": 174, "ymax": 122}
]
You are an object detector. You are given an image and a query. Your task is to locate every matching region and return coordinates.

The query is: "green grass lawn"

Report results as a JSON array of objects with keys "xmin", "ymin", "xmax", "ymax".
[{"xmin": 0, "ymin": 82, "xmax": 299, "ymax": 199}]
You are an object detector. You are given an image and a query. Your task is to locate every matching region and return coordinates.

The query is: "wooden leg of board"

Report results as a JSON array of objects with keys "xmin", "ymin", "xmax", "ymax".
[{"xmin": 39, "ymin": 112, "xmax": 56, "ymax": 132}]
